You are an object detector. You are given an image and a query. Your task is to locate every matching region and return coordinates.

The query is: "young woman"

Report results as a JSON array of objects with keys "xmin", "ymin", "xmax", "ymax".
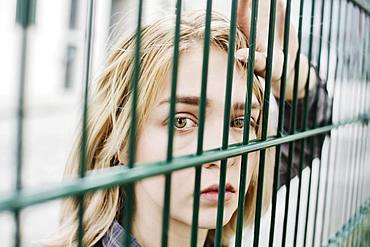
[{"xmin": 45, "ymin": 0, "xmax": 326, "ymax": 246}]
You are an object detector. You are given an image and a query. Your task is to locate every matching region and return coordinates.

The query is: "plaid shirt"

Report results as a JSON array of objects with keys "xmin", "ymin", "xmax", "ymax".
[
  {"xmin": 95, "ymin": 220, "xmax": 216, "ymax": 247},
  {"xmin": 95, "ymin": 220, "xmax": 142, "ymax": 247}
]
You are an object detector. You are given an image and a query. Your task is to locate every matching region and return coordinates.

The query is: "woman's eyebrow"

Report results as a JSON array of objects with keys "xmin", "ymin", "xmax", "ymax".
[
  {"xmin": 159, "ymin": 96, "xmax": 260, "ymax": 111},
  {"xmin": 159, "ymin": 96, "xmax": 210, "ymax": 107},
  {"xmin": 233, "ymin": 102, "xmax": 261, "ymax": 112}
]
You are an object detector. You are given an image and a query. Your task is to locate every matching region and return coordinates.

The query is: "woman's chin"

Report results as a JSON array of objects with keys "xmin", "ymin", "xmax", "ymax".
[{"xmin": 197, "ymin": 211, "xmax": 234, "ymax": 229}]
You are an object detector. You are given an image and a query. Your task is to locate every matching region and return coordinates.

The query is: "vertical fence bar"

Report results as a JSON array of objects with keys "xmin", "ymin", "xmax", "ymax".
[
  {"xmin": 345, "ymin": 9, "xmax": 358, "ymax": 244},
  {"xmin": 214, "ymin": 0, "xmax": 238, "ymax": 246},
  {"xmin": 365, "ymin": 46, "xmax": 370, "ymax": 241},
  {"xmin": 291, "ymin": 0, "xmax": 308, "ymax": 244},
  {"xmin": 310, "ymin": 0, "xmax": 327, "ymax": 243},
  {"xmin": 253, "ymin": 0, "xmax": 277, "ymax": 246},
  {"xmin": 346, "ymin": 7, "xmax": 362, "ymax": 246},
  {"xmin": 354, "ymin": 12, "xmax": 367, "ymax": 241},
  {"xmin": 328, "ymin": 5, "xmax": 350, "ymax": 247},
  {"xmin": 14, "ymin": 0, "xmax": 36, "ymax": 246},
  {"xmin": 77, "ymin": 1, "xmax": 95, "ymax": 246},
  {"xmin": 190, "ymin": 0, "xmax": 212, "ymax": 246},
  {"xmin": 330, "ymin": 17, "xmax": 345, "ymax": 247},
  {"xmin": 280, "ymin": 0, "xmax": 301, "ymax": 244},
  {"xmin": 291, "ymin": 0, "xmax": 309, "ymax": 246},
  {"xmin": 336, "ymin": 3, "xmax": 352, "ymax": 241},
  {"xmin": 121, "ymin": 0, "xmax": 143, "ymax": 246},
  {"xmin": 302, "ymin": 0, "xmax": 319, "ymax": 244},
  {"xmin": 352, "ymin": 13, "xmax": 367, "ymax": 246},
  {"xmin": 356, "ymin": 17, "xmax": 370, "ymax": 245},
  {"xmin": 326, "ymin": 0, "xmax": 347, "ymax": 244},
  {"xmin": 368, "ymin": 16, "xmax": 370, "ymax": 225},
  {"xmin": 339, "ymin": 4, "xmax": 355, "ymax": 244},
  {"xmin": 317, "ymin": 0, "xmax": 336, "ymax": 244},
  {"xmin": 344, "ymin": 6, "xmax": 359, "ymax": 244},
  {"xmin": 359, "ymin": 21, "xmax": 370, "ymax": 244},
  {"xmin": 269, "ymin": 0, "xmax": 297, "ymax": 244},
  {"xmin": 358, "ymin": 13, "xmax": 369, "ymax": 246},
  {"xmin": 161, "ymin": 1, "xmax": 182, "ymax": 246},
  {"xmin": 234, "ymin": 0, "xmax": 259, "ymax": 245}
]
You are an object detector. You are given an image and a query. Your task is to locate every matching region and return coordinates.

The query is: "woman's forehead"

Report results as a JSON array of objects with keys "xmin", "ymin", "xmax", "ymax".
[{"xmin": 157, "ymin": 44, "xmax": 259, "ymax": 107}]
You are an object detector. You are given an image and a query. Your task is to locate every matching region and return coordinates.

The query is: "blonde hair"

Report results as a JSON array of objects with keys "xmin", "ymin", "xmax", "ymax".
[{"xmin": 44, "ymin": 11, "xmax": 275, "ymax": 247}]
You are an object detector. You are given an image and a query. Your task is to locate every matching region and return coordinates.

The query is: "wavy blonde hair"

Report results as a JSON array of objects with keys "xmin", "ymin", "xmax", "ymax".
[{"xmin": 44, "ymin": 11, "xmax": 275, "ymax": 247}]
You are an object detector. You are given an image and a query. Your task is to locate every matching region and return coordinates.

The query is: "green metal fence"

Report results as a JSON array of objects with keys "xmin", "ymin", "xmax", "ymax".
[{"xmin": 1, "ymin": 0, "xmax": 370, "ymax": 246}]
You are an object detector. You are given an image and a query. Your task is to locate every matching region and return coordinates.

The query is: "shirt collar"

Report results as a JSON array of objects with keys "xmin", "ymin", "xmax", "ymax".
[{"xmin": 101, "ymin": 220, "xmax": 142, "ymax": 247}]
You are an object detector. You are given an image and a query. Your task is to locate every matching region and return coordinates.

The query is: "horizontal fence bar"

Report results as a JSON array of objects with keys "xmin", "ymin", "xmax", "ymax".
[{"xmin": 0, "ymin": 114, "xmax": 369, "ymax": 212}]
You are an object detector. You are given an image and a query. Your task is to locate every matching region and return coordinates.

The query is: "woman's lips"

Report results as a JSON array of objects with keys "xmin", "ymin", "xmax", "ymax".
[
  {"xmin": 200, "ymin": 191, "xmax": 235, "ymax": 203},
  {"xmin": 200, "ymin": 183, "xmax": 236, "ymax": 203}
]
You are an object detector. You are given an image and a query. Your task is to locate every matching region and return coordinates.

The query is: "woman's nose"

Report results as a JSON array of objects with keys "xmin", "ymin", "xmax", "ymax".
[
  {"xmin": 202, "ymin": 121, "xmax": 237, "ymax": 169},
  {"xmin": 203, "ymin": 157, "xmax": 236, "ymax": 170},
  {"xmin": 203, "ymin": 162, "xmax": 220, "ymax": 169},
  {"xmin": 202, "ymin": 122, "xmax": 223, "ymax": 151}
]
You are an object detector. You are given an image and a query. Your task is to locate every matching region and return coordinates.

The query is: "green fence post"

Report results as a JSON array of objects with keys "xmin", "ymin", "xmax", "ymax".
[
  {"xmin": 311, "ymin": 0, "xmax": 329, "ymax": 243},
  {"xmin": 268, "ymin": 0, "xmax": 296, "ymax": 245},
  {"xmin": 234, "ymin": 0, "xmax": 260, "ymax": 245},
  {"xmin": 214, "ymin": 0, "xmax": 238, "ymax": 246},
  {"xmin": 16, "ymin": 0, "xmax": 36, "ymax": 27},
  {"xmin": 340, "ymin": 4, "xmax": 356, "ymax": 246},
  {"xmin": 14, "ymin": 0, "xmax": 36, "ymax": 246},
  {"xmin": 326, "ymin": 0, "xmax": 347, "ymax": 244},
  {"xmin": 318, "ymin": 0, "xmax": 337, "ymax": 243},
  {"xmin": 121, "ymin": 0, "xmax": 143, "ymax": 246},
  {"xmin": 291, "ymin": 0, "xmax": 311, "ymax": 245},
  {"xmin": 346, "ymin": 7, "xmax": 363, "ymax": 247},
  {"xmin": 77, "ymin": 0, "xmax": 95, "ymax": 246},
  {"xmin": 333, "ymin": 2, "xmax": 351, "ymax": 244},
  {"xmin": 355, "ymin": 15, "xmax": 370, "ymax": 246},
  {"xmin": 301, "ymin": 0, "xmax": 319, "ymax": 244},
  {"xmin": 161, "ymin": 1, "xmax": 182, "ymax": 246},
  {"xmin": 190, "ymin": 0, "xmax": 212, "ymax": 246},
  {"xmin": 352, "ymin": 13, "xmax": 366, "ymax": 246},
  {"xmin": 253, "ymin": 0, "xmax": 278, "ymax": 245},
  {"xmin": 280, "ymin": 0, "xmax": 301, "ymax": 244}
]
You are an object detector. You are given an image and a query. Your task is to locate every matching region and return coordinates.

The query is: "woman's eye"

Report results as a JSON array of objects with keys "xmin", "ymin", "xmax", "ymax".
[
  {"xmin": 230, "ymin": 117, "xmax": 258, "ymax": 129},
  {"xmin": 174, "ymin": 117, "xmax": 196, "ymax": 130},
  {"xmin": 231, "ymin": 117, "xmax": 245, "ymax": 129}
]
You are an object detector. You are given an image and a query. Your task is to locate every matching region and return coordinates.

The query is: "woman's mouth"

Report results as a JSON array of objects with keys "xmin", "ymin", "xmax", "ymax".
[{"xmin": 200, "ymin": 183, "xmax": 236, "ymax": 203}]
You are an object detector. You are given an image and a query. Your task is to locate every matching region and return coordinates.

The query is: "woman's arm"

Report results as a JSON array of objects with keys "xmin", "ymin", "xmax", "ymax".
[
  {"xmin": 280, "ymin": 64, "xmax": 330, "ymax": 186},
  {"xmin": 236, "ymin": 0, "xmax": 332, "ymax": 188}
]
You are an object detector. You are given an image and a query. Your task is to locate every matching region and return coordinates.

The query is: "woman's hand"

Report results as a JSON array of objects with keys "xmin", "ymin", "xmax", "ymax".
[{"xmin": 236, "ymin": 0, "xmax": 312, "ymax": 100}]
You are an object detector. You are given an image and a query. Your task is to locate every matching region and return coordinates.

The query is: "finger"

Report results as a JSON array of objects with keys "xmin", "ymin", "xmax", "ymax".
[
  {"xmin": 271, "ymin": 49, "xmax": 284, "ymax": 81},
  {"xmin": 238, "ymin": 0, "xmax": 252, "ymax": 15},
  {"xmin": 237, "ymin": 0, "xmax": 252, "ymax": 36},
  {"xmin": 235, "ymin": 48, "xmax": 267, "ymax": 76},
  {"xmin": 275, "ymin": 0, "xmax": 287, "ymax": 45}
]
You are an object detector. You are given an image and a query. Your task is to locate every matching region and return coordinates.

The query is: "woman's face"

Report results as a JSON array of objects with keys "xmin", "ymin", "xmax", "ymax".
[{"xmin": 133, "ymin": 44, "xmax": 260, "ymax": 228}]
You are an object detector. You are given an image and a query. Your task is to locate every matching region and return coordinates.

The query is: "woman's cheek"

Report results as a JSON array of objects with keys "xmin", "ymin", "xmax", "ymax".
[
  {"xmin": 148, "ymin": 121, "xmax": 198, "ymax": 160},
  {"xmin": 136, "ymin": 124, "xmax": 168, "ymax": 163},
  {"xmin": 173, "ymin": 130, "xmax": 198, "ymax": 156}
]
